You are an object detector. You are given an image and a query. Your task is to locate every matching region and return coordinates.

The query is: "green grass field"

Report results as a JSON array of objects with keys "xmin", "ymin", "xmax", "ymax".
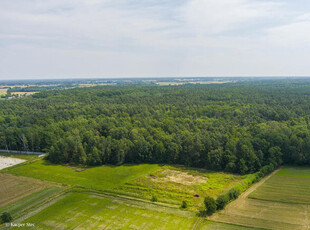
[
  {"xmin": 4, "ymin": 160, "xmax": 243, "ymax": 209},
  {"xmin": 4, "ymin": 160, "xmax": 161, "ymax": 191},
  {"xmin": 117, "ymin": 166, "xmax": 242, "ymax": 208},
  {"xmin": 9, "ymin": 192, "xmax": 253, "ymax": 230},
  {"xmin": 249, "ymin": 166, "xmax": 310, "ymax": 204}
]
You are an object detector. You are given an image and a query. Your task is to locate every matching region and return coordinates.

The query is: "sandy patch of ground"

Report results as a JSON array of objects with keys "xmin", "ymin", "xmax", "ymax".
[
  {"xmin": 152, "ymin": 169, "xmax": 207, "ymax": 185},
  {"xmin": 0, "ymin": 156, "xmax": 25, "ymax": 170}
]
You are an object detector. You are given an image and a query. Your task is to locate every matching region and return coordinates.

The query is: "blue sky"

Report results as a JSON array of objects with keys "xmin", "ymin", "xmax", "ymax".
[{"xmin": 1, "ymin": 0, "xmax": 310, "ymax": 79}]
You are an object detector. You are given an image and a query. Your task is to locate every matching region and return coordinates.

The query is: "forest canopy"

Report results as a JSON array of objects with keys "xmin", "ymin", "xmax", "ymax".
[{"xmin": 1, "ymin": 80, "xmax": 310, "ymax": 174}]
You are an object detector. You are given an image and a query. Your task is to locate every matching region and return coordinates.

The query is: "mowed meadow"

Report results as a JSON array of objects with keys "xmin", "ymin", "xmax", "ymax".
[
  {"xmin": 211, "ymin": 166, "xmax": 310, "ymax": 230},
  {"xmin": 8, "ymin": 193, "xmax": 254, "ymax": 230},
  {"xmin": 3, "ymin": 160, "xmax": 244, "ymax": 209}
]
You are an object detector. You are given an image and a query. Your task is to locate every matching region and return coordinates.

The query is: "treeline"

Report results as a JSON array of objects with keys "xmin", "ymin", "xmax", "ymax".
[{"xmin": 1, "ymin": 81, "xmax": 310, "ymax": 174}]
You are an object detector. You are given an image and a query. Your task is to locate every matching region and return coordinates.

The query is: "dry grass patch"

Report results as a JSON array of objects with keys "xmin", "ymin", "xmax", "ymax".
[
  {"xmin": 0, "ymin": 173, "xmax": 51, "ymax": 207},
  {"xmin": 151, "ymin": 169, "xmax": 207, "ymax": 185}
]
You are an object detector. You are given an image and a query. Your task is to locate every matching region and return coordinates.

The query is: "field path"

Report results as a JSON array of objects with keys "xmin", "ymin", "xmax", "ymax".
[
  {"xmin": 239, "ymin": 167, "xmax": 281, "ymax": 199},
  {"xmin": 210, "ymin": 168, "xmax": 281, "ymax": 221}
]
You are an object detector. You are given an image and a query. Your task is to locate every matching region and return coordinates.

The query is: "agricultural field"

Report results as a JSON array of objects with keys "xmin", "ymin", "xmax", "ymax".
[
  {"xmin": 117, "ymin": 166, "xmax": 242, "ymax": 208},
  {"xmin": 0, "ymin": 88, "xmax": 7, "ymax": 96},
  {"xmin": 11, "ymin": 92, "xmax": 37, "ymax": 96},
  {"xmin": 210, "ymin": 166, "xmax": 310, "ymax": 230},
  {"xmin": 0, "ymin": 173, "xmax": 51, "ymax": 208},
  {"xmin": 16, "ymin": 192, "xmax": 197, "ymax": 230},
  {"xmin": 249, "ymin": 166, "xmax": 310, "ymax": 204},
  {"xmin": 8, "ymin": 192, "xmax": 253, "ymax": 230},
  {"xmin": 0, "ymin": 186, "xmax": 64, "ymax": 220},
  {"xmin": 4, "ymin": 161, "xmax": 243, "ymax": 209}
]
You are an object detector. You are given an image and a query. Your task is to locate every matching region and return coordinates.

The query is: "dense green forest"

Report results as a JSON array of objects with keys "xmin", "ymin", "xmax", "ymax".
[{"xmin": 1, "ymin": 80, "xmax": 310, "ymax": 174}]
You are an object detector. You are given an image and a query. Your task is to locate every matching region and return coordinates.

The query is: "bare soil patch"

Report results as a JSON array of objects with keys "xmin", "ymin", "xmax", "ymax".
[
  {"xmin": 0, "ymin": 156, "xmax": 25, "ymax": 170},
  {"xmin": 153, "ymin": 169, "xmax": 207, "ymax": 185}
]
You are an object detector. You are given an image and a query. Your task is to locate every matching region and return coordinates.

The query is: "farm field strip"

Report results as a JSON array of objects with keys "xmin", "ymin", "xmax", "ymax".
[
  {"xmin": 0, "ymin": 186, "xmax": 65, "ymax": 219},
  {"xmin": 0, "ymin": 173, "xmax": 51, "ymax": 208},
  {"xmin": 16, "ymin": 192, "xmax": 198, "ymax": 230},
  {"xmin": 211, "ymin": 198, "xmax": 310, "ymax": 230},
  {"xmin": 249, "ymin": 167, "xmax": 310, "ymax": 204},
  {"xmin": 8, "ymin": 191, "xmax": 256, "ymax": 230},
  {"xmin": 210, "ymin": 167, "xmax": 310, "ymax": 230}
]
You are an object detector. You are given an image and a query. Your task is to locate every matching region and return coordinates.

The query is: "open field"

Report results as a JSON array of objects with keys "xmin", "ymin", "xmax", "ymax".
[
  {"xmin": 4, "ymin": 160, "xmax": 161, "ymax": 191},
  {"xmin": 211, "ymin": 196, "xmax": 310, "ymax": 230},
  {"xmin": 4, "ymin": 161, "xmax": 243, "ymax": 209},
  {"xmin": 0, "ymin": 173, "xmax": 51, "ymax": 208},
  {"xmin": 210, "ymin": 167, "xmax": 310, "ymax": 230},
  {"xmin": 156, "ymin": 81, "xmax": 230, "ymax": 86},
  {"xmin": 9, "ymin": 192, "xmax": 254, "ymax": 230},
  {"xmin": 249, "ymin": 166, "xmax": 310, "ymax": 204},
  {"xmin": 11, "ymin": 92, "xmax": 37, "ymax": 96},
  {"xmin": 117, "ymin": 166, "xmax": 242, "ymax": 208},
  {"xmin": 0, "ymin": 88, "xmax": 7, "ymax": 96},
  {"xmin": 18, "ymin": 192, "xmax": 197, "ymax": 230}
]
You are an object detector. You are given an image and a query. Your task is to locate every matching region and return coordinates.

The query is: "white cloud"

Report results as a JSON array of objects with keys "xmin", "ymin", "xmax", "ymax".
[{"xmin": 0, "ymin": 0, "xmax": 310, "ymax": 78}]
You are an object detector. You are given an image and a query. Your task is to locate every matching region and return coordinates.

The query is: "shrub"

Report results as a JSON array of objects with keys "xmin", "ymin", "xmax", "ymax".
[
  {"xmin": 181, "ymin": 200, "xmax": 187, "ymax": 209},
  {"xmin": 1, "ymin": 212, "xmax": 12, "ymax": 223},
  {"xmin": 204, "ymin": 196, "xmax": 217, "ymax": 216},
  {"xmin": 228, "ymin": 188, "xmax": 240, "ymax": 200},
  {"xmin": 216, "ymin": 194, "xmax": 229, "ymax": 210},
  {"xmin": 151, "ymin": 195, "xmax": 158, "ymax": 202}
]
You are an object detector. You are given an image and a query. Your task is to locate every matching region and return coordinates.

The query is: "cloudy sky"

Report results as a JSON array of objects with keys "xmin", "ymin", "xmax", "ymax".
[{"xmin": 1, "ymin": 0, "xmax": 310, "ymax": 79}]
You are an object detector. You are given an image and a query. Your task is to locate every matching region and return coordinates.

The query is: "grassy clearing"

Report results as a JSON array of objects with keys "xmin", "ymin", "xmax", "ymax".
[
  {"xmin": 249, "ymin": 166, "xmax": 310, "ymax": 204},
  {"xmin": 4, "ymin": 160, "xmax": 161, "ymax": 191},
  {"xmin": 116, "ymin": 166, "xmax": 242, "ymax": 208},
  {"xmin": 5, "ymin": 161, "xmax": 242, "ymax": 209},
  {"xmin": 0, "ymin": 173, "xmax": 51, "ymax": 208},
  {"xmin": 19, "ymin": 192, "xmax": 198, "ymax": 230}
]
